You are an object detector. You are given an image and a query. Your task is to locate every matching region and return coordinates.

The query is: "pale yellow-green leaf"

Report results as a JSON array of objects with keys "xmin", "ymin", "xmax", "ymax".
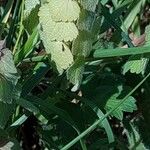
[
  {"xmin": 39, "ymin": 4, "xmax": 78, "ymax": 42},
  {"xmin": 47, "ymin": 0, "xmax": 80, "ymax": 22},
  {"xmin": 41, "ymin": 34, "xmax": 73, "ymax": 69}
]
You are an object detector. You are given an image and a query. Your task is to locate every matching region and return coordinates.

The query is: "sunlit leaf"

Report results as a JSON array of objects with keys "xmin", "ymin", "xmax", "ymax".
[
  {"xmin": 39, "ymin": 4, "xmax": 78, "ymax": 42},
  {"xmin": 41, "ymin": 37, "xmax": 73, "ymax": 69},
  {"xmin": 47, "ymin": 0, "xmax": 80, "ymax": 21}
]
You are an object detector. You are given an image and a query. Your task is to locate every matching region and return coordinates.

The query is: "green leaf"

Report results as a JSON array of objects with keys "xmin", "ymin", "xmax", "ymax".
[
  {"xmin": 123, "ymin": 25, "xmax": 150, "ymax": 75},
  {"xmin": 39, "ymin": 4, "xmax": 78, "ymax": 42},
  {"xmin": 41, "ymin": 40, "xmax": 73, "ymax": 70},
  {"xmin": 0, "ymin": 48, "xmax": 19, "ymax": 103},
  {"xmin": 0, "ymin": 75, "xmax": 12, "ymax": 103},
  {"xmin": 23, "ymin": 5, "xmax": 39, "ymax": 35},
  {"xmin": 80, "ymin": 0, "xmax": 99, "ymax": 12},
  {"xmin": 0, "ymin": 48, "xmax": 19, "ymax": 83},
  {"xmin": 105, "ymin": 86, "xmax": 137, "ymax": 120},
  {"xmin": 125, "ymin": 123, "xmax": 147, "ymax": 150},
  {"xmin": 67, "ymin": 57, "xmax": 85, "ymax": 90},
  {"xmin": 123, "ymin": 55, "xmax": 148, "ymax": 75},
  {"xmin": 123, "ymin": 0, "xmax": 145, "ymax": 30},
  {"xmin": 24, "ymin": 0, "xmax": 40, "ymax": 17},
  {"xmin": 47, "ymin": 0, "xmax": 80, "ymax": 22},
  {"xmin": 93, "ymin": 46, "xmax": 150, "ymax": 58},
  {"xmin": 72, "ymin": 31, "xmax": 93, "ymax": 57},
  {"xmin": 0, "ymin": 102, "xmax": 14, "ymax": 129}
]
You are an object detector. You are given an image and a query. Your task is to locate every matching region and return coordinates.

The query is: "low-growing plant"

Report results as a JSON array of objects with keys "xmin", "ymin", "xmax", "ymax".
[{"xmin": 1, "ymin": 0, "xmax": 150, "ymax": 149}]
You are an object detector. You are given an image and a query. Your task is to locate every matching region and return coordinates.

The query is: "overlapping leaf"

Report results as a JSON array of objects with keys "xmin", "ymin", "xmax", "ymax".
[
  {"xmin": 67, "ymin": 57, "xmax": 85, "ymax": 91},
  {"xmin": 0, "ymin": 48, "xmax": 19, "ymax": 103},
  {"xmin": 39, "ymin": 4, "xmax": 78, "ymax": 42},
  {"xmin": 41, "ymin": 36, "xmax": 73, "ymax": 69},
  {"xmin": 24, "ymin": 0, "xmax": 40, "ymax": 17},
  {"xmin": 80, "ymin": 0, "xmax": 99, "ymax": 12},
  {"xmin": 47, "ymin": 0, "xmax": 80, "ymax": 22}
]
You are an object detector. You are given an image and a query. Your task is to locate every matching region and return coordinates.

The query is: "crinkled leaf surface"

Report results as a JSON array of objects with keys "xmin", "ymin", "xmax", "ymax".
[
  {"xmin": 41, "ymin": 37, "xmax": 73, "ymax": 69},
  {"xmin": 39, "ymin": 4, "xmax": 78, "ymax": 42},
  {"xmin": 47, "ymin": 0, "xmax": 80, "ymax": 21}
]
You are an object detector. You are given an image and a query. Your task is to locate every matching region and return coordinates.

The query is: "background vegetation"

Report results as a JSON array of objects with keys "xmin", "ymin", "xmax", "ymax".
[{"xmin": 1, "ymin": 0, "xmax": 150, "ymax": 149}]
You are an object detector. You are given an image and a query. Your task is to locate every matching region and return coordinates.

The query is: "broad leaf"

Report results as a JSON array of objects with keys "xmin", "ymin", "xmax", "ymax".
[
  {"xmin": 0, "ymin": 102, "xmax": 14, "ymax": 129},
  {"xmin": 41, "ymin": 39, "xmax": 73, "ymax": 70},
  {"xmin": 39, "ymin": 3, "xmax": 78, "ymax": 42},
  {"xmin": 47, "ymin": 0, "xmax": 80, "ymax": 21},
  {"xmin": 0, "ymin": 48, "xmax": 19, "ymax": 103}
]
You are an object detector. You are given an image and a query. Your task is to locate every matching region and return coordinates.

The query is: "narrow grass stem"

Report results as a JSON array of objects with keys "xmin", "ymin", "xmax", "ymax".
[
  {"xmin": 13, "ymin": 0, "xmax": 24, "ymax": 55},
  {"xmin": 61, "ymin": 72, "xmax": 150, "ymax": 150}
]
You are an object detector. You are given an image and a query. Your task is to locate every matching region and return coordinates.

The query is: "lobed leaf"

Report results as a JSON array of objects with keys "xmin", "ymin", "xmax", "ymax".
[
  {"xmin": 47, "ymin": 0, "xmax": 80, "ymax": 22},
  {"xmin": 39, "ymin": 4, "xmax": 78, "ymax": 42}
]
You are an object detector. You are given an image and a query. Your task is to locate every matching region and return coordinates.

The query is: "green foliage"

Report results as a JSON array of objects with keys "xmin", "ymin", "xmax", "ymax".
[
  {"xmin": 1, "ymin": 0, "xmax": 150, "ymax": 149},
  {"xmin": 105, "ymin": 86, "xmax": 137, "ymax": 120}
]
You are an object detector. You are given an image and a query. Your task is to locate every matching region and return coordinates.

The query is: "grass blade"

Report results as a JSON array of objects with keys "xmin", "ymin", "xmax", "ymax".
[{"xmin": 61, "ymin": 72, "xmax": 150, "ymax": 150}]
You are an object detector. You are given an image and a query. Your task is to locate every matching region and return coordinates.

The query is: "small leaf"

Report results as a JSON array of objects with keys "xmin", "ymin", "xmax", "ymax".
[
  {"xmin": 123, "ymin": 24, "xmax": 150, "ymax": 75},
  {"xmin": 105, "ymin": 86, "xmax": 137, "ymax": 120},
  {"xmin": 47, "ymin": 0, "xmax": 80, "ymax": 22},
  {"xmin": 123, "ymin": 55, "xmax": 148, "ymax": 75}
]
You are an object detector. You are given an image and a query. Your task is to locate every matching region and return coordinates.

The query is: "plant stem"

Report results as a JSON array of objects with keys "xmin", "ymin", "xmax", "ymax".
[{"xmin": 61, "ymin": 72, "xmax": 150, "ymax": 150}]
